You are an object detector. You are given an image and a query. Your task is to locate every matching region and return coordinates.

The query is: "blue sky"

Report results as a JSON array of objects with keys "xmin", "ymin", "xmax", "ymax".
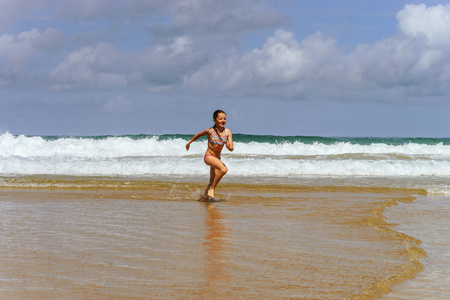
[{"xmin": 1, "ymin": 0, "xmax": 449, "ymax": 137}]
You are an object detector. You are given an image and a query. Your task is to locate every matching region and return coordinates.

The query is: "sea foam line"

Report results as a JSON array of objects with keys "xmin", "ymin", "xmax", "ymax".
[
  {"xmin": 1, "ymin": 156, "xmax": 449, "ymax": 177},
  {"xmin": 1, "ymin": 132, "xmax": 450, "ymax": 159}
]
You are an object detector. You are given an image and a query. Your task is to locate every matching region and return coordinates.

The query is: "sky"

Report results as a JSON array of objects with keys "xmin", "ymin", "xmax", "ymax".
[{"xmin": 1, "ymin": 0, "xmax": 450, "ymax": 137}]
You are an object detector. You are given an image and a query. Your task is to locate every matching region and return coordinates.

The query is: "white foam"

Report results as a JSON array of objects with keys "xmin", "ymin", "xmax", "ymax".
[
  {"xmin": 237, "ymin": 141, "xmax": 450, "ymax": 158},
  {"xmin": 1, "ymin": 133, "xmax": 449, "ymax": 159},
  {"xmin": 1, "ymin": 133, "xmax": 449, "ymax": 179},
  {"xmin": 0, "ymin": 132, "xmax": 188, "ymax": 158}
]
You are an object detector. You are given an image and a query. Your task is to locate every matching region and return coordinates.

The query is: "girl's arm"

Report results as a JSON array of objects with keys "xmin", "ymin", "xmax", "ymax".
[
  {"xmin": 226, "ymin": 129, "xmax": 234, "ymax": 151},
  {"xmin": 186, "ymin": 129, "xmax": 209, "ymax": 151}
]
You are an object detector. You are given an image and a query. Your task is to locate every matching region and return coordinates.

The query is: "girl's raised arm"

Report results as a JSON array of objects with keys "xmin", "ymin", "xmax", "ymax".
[{"xmin": 186, "ymin": 129, "xmax": 209, "ymax": 151}]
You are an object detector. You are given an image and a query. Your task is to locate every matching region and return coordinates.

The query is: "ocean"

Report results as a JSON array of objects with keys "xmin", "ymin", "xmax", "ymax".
[
  {"xmin": 0, "ymin": 132, "xmax": 449, "ymax": 299},
  {"xmin": 1, "ymin": 132, "xmax": 449, "ymax": 191}
]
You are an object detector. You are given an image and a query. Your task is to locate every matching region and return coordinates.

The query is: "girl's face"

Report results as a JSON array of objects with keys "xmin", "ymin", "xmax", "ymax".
[{"xmin": 214, "ymin": 113, "xmax": 227, "ymax": 129}]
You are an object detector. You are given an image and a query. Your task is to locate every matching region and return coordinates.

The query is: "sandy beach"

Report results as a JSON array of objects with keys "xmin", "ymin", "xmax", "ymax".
[{"xmin": 0, "ymin": 183, "xmax": 427, "ymax": 299}]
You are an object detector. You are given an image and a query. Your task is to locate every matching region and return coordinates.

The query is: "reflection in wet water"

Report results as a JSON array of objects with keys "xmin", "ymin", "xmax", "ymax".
[
  {"xmin": 203, "ymin": 203, "xmax": 231, "ymax": 284},
  {"xmin": 198, "ymin": 202, "xmax": 234, "ymax": 300}
]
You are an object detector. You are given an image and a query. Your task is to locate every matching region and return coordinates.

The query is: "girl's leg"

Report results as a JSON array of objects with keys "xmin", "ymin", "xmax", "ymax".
[
  {"xmin": 204, "ymin": 156, "xmax": 227, "ymax": 198},
  {"xmin": 205, "ymin": 167, "xmax": 215, "ymax": 196}
]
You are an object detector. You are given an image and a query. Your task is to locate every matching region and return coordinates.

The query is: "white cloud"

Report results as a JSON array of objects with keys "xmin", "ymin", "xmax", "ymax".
[
  {"xmin": 3, "ymin": 2, "xmax": 450, "ymax": 103},
  {"xmin": 185, "ymin": 29, "xmax": 345, "ymax": 99},
  {"xmin": 345, "ymin": 3, "xmax": 450, "ymax": 97},
  {"xmin": 0, "ymin": 28, "xmax": 62, "ymax": 69},
  {"xmin": 49, "ymin": 43, "xmax": 126, "ymax": 91},
  {"xmin": 242, "ymin": 30, "xmax": 339, "ymax": 85},
  {"xmin": 49, "ymin": 36, "xmax": 205, "ymax": 92},
  {"xmin": 0, "ymin": 0, "xmax": 284, "ymax": 92},
  {"xmin": 184, "ymin": 4, "xmax": 450, "ymax": 102},
  {"xmin": 0, "ymin": 27, "xmax": 62, "ymax": 87},
  {"xmin": 397, "ymin": 4, "xmax": 450, "ymax": 47},
  {"xmin": 125, "ymin": 36, "xmax": 207, "ymax": 91},
  {"xmin": 171, "ymin": 36, "xmax": 191, "ymax": 54}
]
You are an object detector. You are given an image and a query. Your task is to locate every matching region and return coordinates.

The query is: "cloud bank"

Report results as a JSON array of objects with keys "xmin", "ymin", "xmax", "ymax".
[{"xmin": 1, "ymin": 1, "xmax": 450, "ymax": 103}]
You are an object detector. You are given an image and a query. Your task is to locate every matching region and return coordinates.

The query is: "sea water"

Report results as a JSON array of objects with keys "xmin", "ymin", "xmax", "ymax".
[
  {"xmin": 0, "ymin": 132, "xmax": 449, "ymax": 187},
  {"xmin": 381, "ymin": 194, "xmax": 450, "ymax": 299},
  {"xmin": 1, "ymin": 132, "xmax": 449, "ymax": 196},
  {"xmin": 0, "ymin": 132, "xmax": 449, "ymax": 298}
]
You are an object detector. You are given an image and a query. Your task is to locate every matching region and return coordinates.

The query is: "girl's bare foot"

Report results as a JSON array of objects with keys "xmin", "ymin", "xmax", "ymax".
[
  {"xmin": 204, "ymin": 184, "xmax": 212, "ymax": 197},
  {"xmin": 207, "ymin": 188, "xmax": 215, "ymax": 199}
]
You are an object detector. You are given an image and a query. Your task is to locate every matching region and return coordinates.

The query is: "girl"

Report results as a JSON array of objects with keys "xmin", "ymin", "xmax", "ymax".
[{"xmin": 186, "ymin": 110, "xmax": 234, "ymax": 200}]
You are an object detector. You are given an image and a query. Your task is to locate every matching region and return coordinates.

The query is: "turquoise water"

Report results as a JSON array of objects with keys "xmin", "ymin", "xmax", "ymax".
[{"xmin": 39, "ymin": 133, "xmax": 450, "ymax": 146}]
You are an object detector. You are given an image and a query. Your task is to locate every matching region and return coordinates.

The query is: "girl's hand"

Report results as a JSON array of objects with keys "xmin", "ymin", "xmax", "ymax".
[{"xmin": 186, "ymin": 143, "xmax": 190, "ymax": 151}]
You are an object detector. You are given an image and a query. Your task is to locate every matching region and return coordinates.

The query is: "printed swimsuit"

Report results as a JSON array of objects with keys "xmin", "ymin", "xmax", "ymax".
[
  {"xmin": 205, "ymin": 128, "xmax": 228, "ymax": 159},
  {"xmin": 208, "ymin": 129, "xmax": 228, "ymax": 146}
]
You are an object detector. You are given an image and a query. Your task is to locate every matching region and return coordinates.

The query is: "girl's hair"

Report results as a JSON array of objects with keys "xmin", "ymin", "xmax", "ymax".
[
  {"xmin": 212, "ymin": 110, "xmax": 226, "ymax": 135},
  {"xmin": 213, "ymin": 110, "xmax": 225, "ymax": 120}
]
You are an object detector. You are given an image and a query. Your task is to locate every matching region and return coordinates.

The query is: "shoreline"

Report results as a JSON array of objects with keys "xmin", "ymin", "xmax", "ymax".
[
  {"xmin": 0, "ymin": 185, "xmax": 427, "ymax": 299},
  {"xmin": 0, "ymin": 175, "xmax": 429, "ymax": 194}
]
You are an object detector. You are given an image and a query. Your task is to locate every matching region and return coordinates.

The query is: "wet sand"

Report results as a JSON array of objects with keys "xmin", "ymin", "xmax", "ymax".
[{"xmin": 0, "ymin": 184, "xmax": 426, "ymax": 299}]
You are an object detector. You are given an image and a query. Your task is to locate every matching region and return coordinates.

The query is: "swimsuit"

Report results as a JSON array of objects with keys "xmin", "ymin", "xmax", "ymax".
[
  {"xmin": 208, "ymin": 128, "xmax": 228, "ymax": 146},
  {"xmin": 204, "ymin": 128, "xmax": 227, "ymax": 161},
  {"xmin": 204, "ymin": 153, "xmax": 225, "ymax": 167}
]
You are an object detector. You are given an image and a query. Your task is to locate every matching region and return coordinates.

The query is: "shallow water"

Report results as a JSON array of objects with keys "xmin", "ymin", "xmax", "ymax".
[
  {"xmin": 0, "ymin": 186, "xmax": 426, "ymax": 299},
  {"xmin": 1, "ymin": 133, "xmax": 449, "ymax": 298},
  {"xmin": 380, "ymin": 195, "xmax": 450, "ymax": 300}
]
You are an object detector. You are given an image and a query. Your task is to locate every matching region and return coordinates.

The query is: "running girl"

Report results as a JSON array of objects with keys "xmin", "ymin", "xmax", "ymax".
[{"xmin": 186, "ymin": 110, "xmax": 234, "ymax": 199}]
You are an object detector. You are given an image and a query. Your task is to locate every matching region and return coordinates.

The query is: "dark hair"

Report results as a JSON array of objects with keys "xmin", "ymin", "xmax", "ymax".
[
  {"xmin": 213, "ymin": 110, "xmax": 225, "ymax": 120},
  {"xmin": 212, "ymin": 110, "xmax": 226, "ymax": 135}
]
